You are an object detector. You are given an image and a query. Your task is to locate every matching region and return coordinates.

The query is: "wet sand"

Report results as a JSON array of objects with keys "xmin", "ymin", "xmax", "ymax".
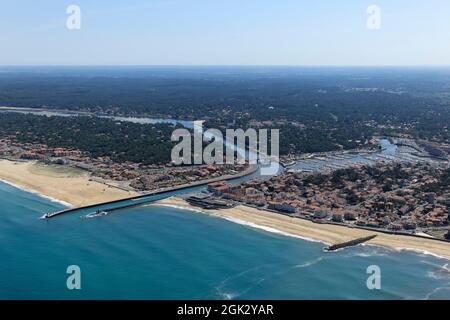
[
  {"xmin": 0, "ymin": 160, "xmax": 139, "ymax": 207},
  {"xmin": 155, "ymin": 197, "xmax": 450, "ymax": 259}
]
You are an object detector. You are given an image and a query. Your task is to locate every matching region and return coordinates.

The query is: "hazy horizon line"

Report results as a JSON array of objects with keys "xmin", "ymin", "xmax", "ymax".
[{"xmin": 2, "ymin": 64, "xmax": 450, "ymax": 68}]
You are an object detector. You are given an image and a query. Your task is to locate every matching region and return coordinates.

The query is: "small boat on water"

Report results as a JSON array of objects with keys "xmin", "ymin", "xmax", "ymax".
[{"xmin": 81, "ymin": 210, "xmax": 109, "ymax": 219}]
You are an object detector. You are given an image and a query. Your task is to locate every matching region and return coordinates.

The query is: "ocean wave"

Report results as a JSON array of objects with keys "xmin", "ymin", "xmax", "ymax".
[
  {"xmin": 424, "ymin": 262, "xmax": 450, "ymax": 280},
  {"xmin": 150, "ymin": 203, "xmax": 206, "ymax": 214},
  {"xmin": 392, "ymin": 247, "xmax": 450, "ymax": 261},
  {"xmin": 292, "ymin": 257, "xmax": 325, "ymax": 269},
  {"xmin": 221, "ymin": 215, "xmax": 330, "ymax": 245},
  {"xmin": 349, "ymin": 242, "xmax": 450, "ymax": 261},
  {"xmin": 154, "ymin": 203, "xmax": 329, "ymax": 245},
  {"xmin": 341, "ymin": 244, "xmax": 389, "ymax": 258},
  {"xmin": 218, "ymin": 265, "xmax": 271, "ymax": 285},
  {"xmin": 427, "ymin": 271, "xmax": 447, "ymax": 280},
  {"xmin": 152, "ymin": 203, "xmax": 450, "ymax": 262},
  {"xmin": 0, "ymin": 178, "xmax": 73, "ymax": 208},
  {"xmin": 422, "ymin": 286, "xmax": 450, "ymax": 300},
  {"xmin": 216, "ymin": 290, "xmax": 238, "ymax": 300},
  {"xmin": 213, "ymin": 265, "xmax": 270, "ymax": 300}
]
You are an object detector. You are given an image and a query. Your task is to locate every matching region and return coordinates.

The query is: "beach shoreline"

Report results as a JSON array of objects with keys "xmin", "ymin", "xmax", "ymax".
[
  {"xmin": 154, "ymin": 197, "xmax": 450, "ymax": 260},
  {"xmin": 2, "ymin": 158, "xmax": 449, "ymax": 259},
  {"xmin": 0, "ymin": 159, "xmax": 139, "ymax": 207},
  {"xmin": 0, "ymin": 158, "xmax": 258, "ymax": 210}
]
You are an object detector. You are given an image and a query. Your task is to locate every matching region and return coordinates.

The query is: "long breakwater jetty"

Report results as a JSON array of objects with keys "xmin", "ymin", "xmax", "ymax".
[
  {"xmin": 324, "ymin": 235, "xmax": 377, "ymax": 252},
  {"xmin": 42, "ymin": 192, "xmax": 164, "ymax": 219},
  {"xmin": 42, "ymin": 165, "xmax": 259, "ymax": 219}
]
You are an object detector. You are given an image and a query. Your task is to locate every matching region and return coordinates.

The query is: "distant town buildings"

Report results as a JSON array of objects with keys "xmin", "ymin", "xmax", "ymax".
[
  {"xmin": 208, "ymin": 161, "xmax": 449, "ymax": 235},
  {"xmin": 0, "ymin": 138, "xmax": 249, "ymax": 192}
]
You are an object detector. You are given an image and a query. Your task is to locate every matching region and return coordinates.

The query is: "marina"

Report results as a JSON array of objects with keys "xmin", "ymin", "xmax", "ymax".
[{"xmin": 288, "ymin": 139, "xmax": 447, "ymax": 174}]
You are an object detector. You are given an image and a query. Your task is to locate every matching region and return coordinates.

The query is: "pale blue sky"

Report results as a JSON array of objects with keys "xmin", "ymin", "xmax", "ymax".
[{"xmin": 1, "ymin": 0, "xmax": 449, "ymax": 65}]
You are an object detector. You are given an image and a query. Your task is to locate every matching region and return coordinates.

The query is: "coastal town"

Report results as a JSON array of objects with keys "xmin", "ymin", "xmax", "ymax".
[
  {"xmin": 4, "ymin": 1, "xmax": 450, "ymax": 301},
  {"xmin": 0, "ymin": 137, "xmax": 252, "ymax": 192},
  {"xmin": 1, "ymin": 131, "xmax": 449, "ymax": 241},
  {"xmin": 203, "ymin": 161, "xmax": 450, "ymax": 239}
]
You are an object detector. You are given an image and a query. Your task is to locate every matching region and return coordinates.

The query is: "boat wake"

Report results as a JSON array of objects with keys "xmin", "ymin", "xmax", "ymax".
[{"xmin": 80, "ymin": 211, "xmax": 109, "ymax": 219}]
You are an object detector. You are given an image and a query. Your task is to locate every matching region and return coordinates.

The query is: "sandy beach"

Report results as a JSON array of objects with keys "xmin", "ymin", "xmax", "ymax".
[
  {"xmin": 1, "ymin": 158, "xmax": 449, "ymax": 258},
  {"xmin": 155, "ymin": 197, "xmax": 450, "ymax": 259},
  {"xmin": 0, "ymin": 160, "xmax": 139, "ymax": 207}
]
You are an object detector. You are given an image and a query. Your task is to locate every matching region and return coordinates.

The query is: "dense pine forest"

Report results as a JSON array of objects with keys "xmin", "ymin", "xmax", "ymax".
[
  {"xmin": 0, "ymin": 66, "xmax": 449, "ymax": 158},
  {"xmin": 0, "ymin": 113, "xmax": 177, "ymax": 164}
]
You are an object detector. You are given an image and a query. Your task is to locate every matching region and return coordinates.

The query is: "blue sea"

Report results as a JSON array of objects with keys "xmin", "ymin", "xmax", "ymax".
[{"xmin": 1, "ymin": 180, "xmax": 450, "ymax": 300}]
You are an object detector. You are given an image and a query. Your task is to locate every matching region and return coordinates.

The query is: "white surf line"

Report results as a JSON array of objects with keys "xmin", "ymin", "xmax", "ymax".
[
  {"xmin": 151, "ymin": 203, "xmax": 329, "ymax": 245},
  {"xmin": 361, "ymin": 242, "xmax": 450, "ymax": 261},
  {"xmin": 153, "ymin": 203, "xmax": 450, "ymax": 260},
  {"xmin": 0, "ymin": 178, "xmax": 73, "ymax": 208}
]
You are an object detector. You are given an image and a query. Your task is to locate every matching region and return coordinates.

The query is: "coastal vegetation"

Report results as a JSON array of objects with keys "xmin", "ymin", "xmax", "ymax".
[
  {"xmin": 0, "ymin": 113, "xmax": 177, "ymax": 164},
  {"xmin": 1, "ymin": 67, "xmax": 449, "ymax": 156}
]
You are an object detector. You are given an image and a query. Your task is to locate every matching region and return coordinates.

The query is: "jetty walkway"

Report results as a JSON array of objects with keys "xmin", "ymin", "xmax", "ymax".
[{"xmin": 43, "ymin": 165, "xmax": 258, "ymax": 219}]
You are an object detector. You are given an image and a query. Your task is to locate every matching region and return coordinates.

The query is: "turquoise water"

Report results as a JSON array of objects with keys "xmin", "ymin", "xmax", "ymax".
[{"xmin": 1, "ymin": 181, "xmax": 450, "ymax": 300}]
